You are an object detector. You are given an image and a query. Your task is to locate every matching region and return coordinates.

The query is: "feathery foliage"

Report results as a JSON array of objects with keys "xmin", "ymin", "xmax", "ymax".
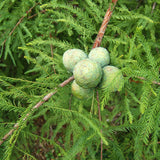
[{"xmin": 0, "ymin": 0, "xmax": 160, "ymax": 159}]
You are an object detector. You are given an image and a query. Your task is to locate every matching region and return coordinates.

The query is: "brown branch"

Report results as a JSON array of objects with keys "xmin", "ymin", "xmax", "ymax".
[
  {"xmin": 28, "ymin": 10, "xmax": 46, "ymax": 19},
  {"xmin": 92, "ymin": 1, "xmax": 117, "ymax": 48},
  {"xmin": 1, "ymin": 3, "xmax": 40, "ymax": 46},
  {"xmin": 96, "ymin": 91, "xmax": 103, "ymax": 160},
  {"xmin": 130, "ymin": 77, "xmax": 160, "ymax": 86},
  {"xmin": 97, "ymin": 91, "xmax": 102, "ymax": 122},
  {"xmin": 151, "ymin": 2, "xmax": 156, "ymax": 14},
  {"xmin": 137, "ymin": 76, "xmax": 160, "ymax": 85},
  {"xmin": 0, "ymin": 1, "xmax": 118, "ymax": 145},
  {"xmin": 152, "ymin": 80, "xmax": 160, "ymax": 86}
]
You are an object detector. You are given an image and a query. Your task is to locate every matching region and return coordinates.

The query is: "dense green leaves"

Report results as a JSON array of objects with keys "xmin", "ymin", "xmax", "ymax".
[{"xmin": 0, "ymin": 0, "xmax": 160, "ymax": 159}]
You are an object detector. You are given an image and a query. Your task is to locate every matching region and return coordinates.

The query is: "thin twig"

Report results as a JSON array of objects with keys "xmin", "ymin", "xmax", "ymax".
[
  {"xmin": 137, "ymin": 77, "xmax": 160, "ymax": 86},
  {"xmin": 2, "ymin": 3, "xmax": 40, "ymax": 46},
  {"xmin": 151, "ymin": 2, "xmax": 156, "ymax": 14},
  {"xmin": 28, "ymin": 10, "xmax": 46, "ymax": 19},
  {"xmin": 0, "ymin": 0, "xmax": 118, "ymax": 145},
  {"xmin": 96, "ymin": 91, "xmax": 102, "ymax": 122},
  {"xmin": 92, "ymin": 1, "xmax": 117, "ymax": 48},
  {"xmin": 129, "ymin": 76, "xmax": 160, "ymax": 86},
  {"xmin": 96, "ymin": 91, "xmax": 103, "ymax": 160}
]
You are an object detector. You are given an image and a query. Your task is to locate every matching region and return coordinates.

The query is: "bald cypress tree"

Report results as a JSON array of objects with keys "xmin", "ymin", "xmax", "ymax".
[{"xmin": 0, "ymin": 0, "xmax": 160, "ymax": 159}]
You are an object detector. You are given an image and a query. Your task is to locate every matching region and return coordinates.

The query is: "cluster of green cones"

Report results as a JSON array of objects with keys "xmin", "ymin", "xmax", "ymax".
[{"xmin": 63, "ymin": 47, "xmax": 124, "ymax": 99}]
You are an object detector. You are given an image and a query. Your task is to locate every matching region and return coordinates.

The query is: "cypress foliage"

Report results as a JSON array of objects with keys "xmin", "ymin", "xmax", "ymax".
[{"xmin": 0, "ymin": 0, "xmax": 160, "ymax": 159}]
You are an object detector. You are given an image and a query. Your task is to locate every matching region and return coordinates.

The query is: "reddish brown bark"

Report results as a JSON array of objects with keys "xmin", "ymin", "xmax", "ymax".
[
  {"xmin": 92, "ymin": 7, "xmax": 113, "ymax": 49},
  {"xmin": 92, "ymin": 0, "xmax": 118, "ymax": 49}
]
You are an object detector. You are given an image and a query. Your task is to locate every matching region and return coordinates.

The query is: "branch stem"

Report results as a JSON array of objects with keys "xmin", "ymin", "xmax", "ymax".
[
  {"xmin": 92, "ymin": 1, "xmax": 117, "ymax": 48},
  {"xmin": 97, "ymin": 91, "xmax": 103, "ymax": 160},
  {"xmin": 137, "ymin": 77, "xmax": 160, "ymax": 85}
]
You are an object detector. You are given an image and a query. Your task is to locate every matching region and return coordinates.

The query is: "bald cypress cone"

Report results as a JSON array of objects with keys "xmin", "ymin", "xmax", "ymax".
[
  {"xmin": 73, "ymin": 59, "xmax": 102, "ymax": 88},
  {"xmin": 99, "ymin": 66, "xmax": 124, "ymax": 92},
  {"xmin": 63, "ymin": 49, "xmax": 87, "ymax": 72},
  {"xmin": 71, "ymin": 80, "xmax": 94, "ymax": 99}
]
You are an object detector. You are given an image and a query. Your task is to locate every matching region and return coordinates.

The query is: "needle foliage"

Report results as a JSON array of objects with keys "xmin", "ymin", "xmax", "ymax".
[{"xmin": 0, "ymin": 0, "xmax": 160, "ymax": 159}]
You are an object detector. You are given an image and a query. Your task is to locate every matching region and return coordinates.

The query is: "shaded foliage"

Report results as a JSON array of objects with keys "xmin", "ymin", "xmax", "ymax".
[{"xmin": 0, "ymin": 0, "xmax": 160, "ymax": 159}]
